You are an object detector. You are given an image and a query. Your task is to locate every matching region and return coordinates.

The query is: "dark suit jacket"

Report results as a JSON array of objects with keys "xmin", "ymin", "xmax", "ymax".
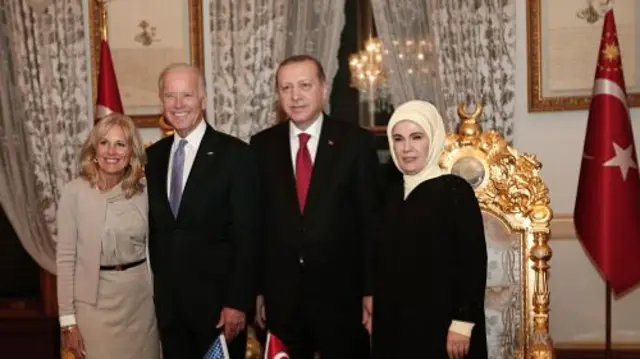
[
  {"xmin": 250, "ymin": 116, "xmax": 380, "ymax": 331},
  {"xmin": 146, "ymin": 124, "xmax": 260, "ymax": 330}
]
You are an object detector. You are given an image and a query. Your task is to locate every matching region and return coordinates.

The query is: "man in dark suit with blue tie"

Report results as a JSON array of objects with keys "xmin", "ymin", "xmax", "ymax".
[
  {"xmin": 146, "ymin": 63, "xmax": 260, "ymax": 359},
  {"xmin": 250, "ymin": 55, "xmax": 380, "ymax": 359}
]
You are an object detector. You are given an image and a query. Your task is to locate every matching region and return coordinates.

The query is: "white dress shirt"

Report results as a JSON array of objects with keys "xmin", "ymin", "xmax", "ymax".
[
  {"xmin": 289, "ymin": 114, "xmax": 323, "ymax": 174},
  {"xmin": 166, "ymin": 119, "xmax": 207, "ymax": 197}
]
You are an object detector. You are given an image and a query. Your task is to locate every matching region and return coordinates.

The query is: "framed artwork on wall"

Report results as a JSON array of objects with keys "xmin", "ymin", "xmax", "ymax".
[
  {"xmin": 88, "ymin": 0, "xmax": 203, "ymax": 127},
  {"xmin": 527, "ymin": 0, "xmax": 640, "ymax": 112}
]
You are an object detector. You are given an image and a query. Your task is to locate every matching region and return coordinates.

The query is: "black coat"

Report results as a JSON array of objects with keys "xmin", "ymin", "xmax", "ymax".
[
  {"xmin": 250, "ymin": 117, "xmax": 380, "ymax": 347},
  {"xmin": 372, "ymin": 174, "xmax": 488, "ymax": 359}
]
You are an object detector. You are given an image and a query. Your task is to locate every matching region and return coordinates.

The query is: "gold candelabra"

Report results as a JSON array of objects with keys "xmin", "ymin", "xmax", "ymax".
[{"xmin": 348, "ymin": 37, "xmax": 392, "ymax": 128}]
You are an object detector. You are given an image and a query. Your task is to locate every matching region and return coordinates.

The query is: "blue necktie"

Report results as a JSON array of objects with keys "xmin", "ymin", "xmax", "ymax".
[{"xmin": 169, "ymin": 139, "xmax": 188, "ymax": 216}]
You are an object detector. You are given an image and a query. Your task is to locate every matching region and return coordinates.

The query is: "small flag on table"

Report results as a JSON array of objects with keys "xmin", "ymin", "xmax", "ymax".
[
  {"xmin": 203, "ymin": 334, "xmax": 229, "ymax": 359},
  {"xmin": 264, "ymin": 331, "xmax": 289, "ymax": 359}
]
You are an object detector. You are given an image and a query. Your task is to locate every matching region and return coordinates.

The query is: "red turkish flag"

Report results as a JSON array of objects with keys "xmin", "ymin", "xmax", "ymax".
[
  {"xmin": 264, "ymin": 332, "xmax": 289, "ymax": 359},
  {"xmin": 574, "ymin": 9, "xmax": 640, "ymax": 297},
  {"xmin": 95, "ymin": 39, "xmax": 123, "ymax": 121}
]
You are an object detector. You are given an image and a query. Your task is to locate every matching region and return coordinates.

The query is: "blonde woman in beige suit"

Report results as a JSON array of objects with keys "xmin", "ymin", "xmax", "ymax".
[{"xmin": 56, "ymin": 113, "xmax": 160, "ymax": 359}]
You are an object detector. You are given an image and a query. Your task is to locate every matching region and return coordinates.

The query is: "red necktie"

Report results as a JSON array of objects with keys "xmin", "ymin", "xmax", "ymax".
[{"xmin": 296, "ymin": 133, "xmax": 312, "ymax": 212}]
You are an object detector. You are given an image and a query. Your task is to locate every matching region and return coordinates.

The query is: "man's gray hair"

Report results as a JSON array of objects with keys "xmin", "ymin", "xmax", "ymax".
[{"xmin": 157, "ymin": 62, "xmax": 206, "ymax": 96}]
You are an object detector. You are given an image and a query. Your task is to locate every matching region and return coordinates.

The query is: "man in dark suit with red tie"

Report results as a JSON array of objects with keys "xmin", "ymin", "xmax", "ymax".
[{"xmin": 250, "ymin": 55, "xmax": 380, "ymax": 359}]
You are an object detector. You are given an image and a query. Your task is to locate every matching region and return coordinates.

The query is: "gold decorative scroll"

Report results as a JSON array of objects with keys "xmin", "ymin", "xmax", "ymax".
[{"xmin": 440, "ymin": 104, "xmax": 554, "ymax": 359}]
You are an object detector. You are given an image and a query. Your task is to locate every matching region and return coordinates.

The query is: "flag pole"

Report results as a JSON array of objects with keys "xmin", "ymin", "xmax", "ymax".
[
  {"xmin": 98, "ymin": 0, "xmax": 108, "ymax": 41},
  {"xmin": 605, "ymin": 281, "xmax": 612, "ymax": 359},
  {"xmin": 601, "ymin": 2, "xmax": 619, "ymax": 358},
  {"xmin": 575, "ymin": 3, "xmax": 640, "ymax": 357}
]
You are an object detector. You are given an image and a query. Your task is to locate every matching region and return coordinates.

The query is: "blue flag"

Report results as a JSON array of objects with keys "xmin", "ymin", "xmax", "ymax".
[{"xmin": 203, "ymin": 334, "xmax": 229, "ymax": 359}]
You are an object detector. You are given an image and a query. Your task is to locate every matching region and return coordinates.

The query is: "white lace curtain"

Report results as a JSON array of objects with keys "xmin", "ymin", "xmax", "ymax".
[
  {"xmin": 369, "ymin": 0, "xmax": 444, "ymax": 119},
  {"xmin": 208, "ymin": 0, "xmax": 289, "ymax": 142},
  {"xmin": 208, "ymin": 0, "xmax": 348, "ymax": 140},
  {"xmin": 371, "ymin": 0, "xmax": 516, "ymax": 138},
  {"xmin": 0, "ymin": 0, "xmax": 90, "ymax": 274},
  {"xmin": 0, "ymin": 9, "xmax": 56, "ymax": 274},
  {"xmin": 429, "ymin": 0, "xmax": 516, "ymax": 139},
  {"xmin": 283, "ymin": 1, "xmax": 346, "ymax": 113}
]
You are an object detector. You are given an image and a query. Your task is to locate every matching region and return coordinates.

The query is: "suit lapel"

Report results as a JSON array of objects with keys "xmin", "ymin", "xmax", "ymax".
[
  {"xmin": 150, "ymin": 138, "xmax": 175, "ymax": 224},
  {"xmin": 176, "ymin": 125, "xmax": 220, "ymax": 218},
  {"xmin": 304, "ymin": 118, "xmax": 339, "ymax": 216},
  {"xmin": 274, "ymin": 123, "xmax": 301, "ymax": 218}
]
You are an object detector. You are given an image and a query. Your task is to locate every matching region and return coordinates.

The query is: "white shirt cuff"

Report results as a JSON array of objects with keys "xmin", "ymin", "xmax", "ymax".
[
  {"xmin": 59, "ymin": 314, "xmax": 77, "ymax": 327},
  {"xmin": 449, "ymin": 320, "xmax": 474, "ymax": 337}
]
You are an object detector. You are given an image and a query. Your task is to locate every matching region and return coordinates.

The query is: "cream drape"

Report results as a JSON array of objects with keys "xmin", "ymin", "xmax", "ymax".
[
  {"xmin": 208, "ymin": 0, "xmax": 289, "ymax": 141},
  {"xmin": 283, "ymin": 1, "xmax": 346, "ymax": 114},
  {"xmin": 0, "ymin": 0, "xmax": 91, "ymax": 274}
]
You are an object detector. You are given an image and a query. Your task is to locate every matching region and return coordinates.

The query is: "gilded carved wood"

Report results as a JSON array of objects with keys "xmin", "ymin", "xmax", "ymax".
[{"xmin": 440, "ymin": 103, "xmax": 554, "ymax": 359}]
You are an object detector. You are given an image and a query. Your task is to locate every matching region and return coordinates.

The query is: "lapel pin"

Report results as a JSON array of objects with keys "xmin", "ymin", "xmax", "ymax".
[
  {"xmin": 206, "ymin": 151, "xmax": 214, "ymax": 156},
  {"xmin": 328, "ymin": 140, "xmax": 334, "ymax": 146}
]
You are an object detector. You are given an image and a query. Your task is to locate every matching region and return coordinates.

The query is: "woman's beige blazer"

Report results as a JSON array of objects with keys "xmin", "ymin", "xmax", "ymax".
[{"xmin": 54, "ymin": 178, "xmax": 148, "ymax": 326}]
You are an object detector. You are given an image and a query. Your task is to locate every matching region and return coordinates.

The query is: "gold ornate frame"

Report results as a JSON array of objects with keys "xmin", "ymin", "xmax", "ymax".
[
  {"xmin": 440, "ymin": 104, "xmax": 554, "ymax": 359},
  {"xmin": 527, "ymin": 0, "xmax": 640, "ymax": 112},
  {"xmin": 88, "ymin": 0, "xmax": 203, "ymax": 128}
]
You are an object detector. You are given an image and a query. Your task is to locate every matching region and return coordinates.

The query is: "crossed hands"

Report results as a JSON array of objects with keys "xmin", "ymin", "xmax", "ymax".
[{"xmin": 217, "ymin": 307, "xmax": 246, "ymax": 341}]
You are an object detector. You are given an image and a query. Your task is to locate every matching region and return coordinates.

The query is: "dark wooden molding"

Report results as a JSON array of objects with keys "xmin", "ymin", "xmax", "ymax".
[
  {"xmin": 0, "ymin": 269, "xmax": 57, "ymax": 319},
  {"xmin": 41, "ymin": 270, "xmax": 57, "ymax": 318},
  {"xmin": 555, "ymin": 347, "xmax": 640, "ymax": 359},
  {"xmin": 0, "ymin": 298, "xmax": 42, "ymax": 318},
  {"xmin": 0, "ymin": 318, "xmax": 59, "ymax": 358}
]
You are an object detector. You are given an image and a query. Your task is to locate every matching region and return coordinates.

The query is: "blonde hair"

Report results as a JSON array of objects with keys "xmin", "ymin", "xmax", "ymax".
[{"xmin": 79, "ymin": 113, "xmax": 146, "ymax": 198}]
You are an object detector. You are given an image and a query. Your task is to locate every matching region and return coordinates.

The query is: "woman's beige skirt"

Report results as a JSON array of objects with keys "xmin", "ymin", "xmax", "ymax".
[{"xmin": 76, "ymin": 263, "xmax": 160, "ymax": 359}]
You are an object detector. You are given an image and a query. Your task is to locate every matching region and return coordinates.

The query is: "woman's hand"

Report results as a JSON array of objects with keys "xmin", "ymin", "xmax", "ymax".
[
  {"xmin": 62, "ymin": 326, "xmax": 86, "ymax": 359},
  {"xmin": 446, "ymin": 330, "xmax": 470, "ymax": 359}
]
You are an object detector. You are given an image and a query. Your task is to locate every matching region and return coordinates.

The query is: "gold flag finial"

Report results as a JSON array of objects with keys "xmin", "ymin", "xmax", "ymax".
[
  {"xmin": 159, "ymin": 115, "xmax": 174, "ymax": 137},
  {"xmin": 98, "ymin": 0, "xmax": 108, "ymax": 41},
  {"xmin": 604, "ymin": 0, "xmax": 614, "ymax": 11}
]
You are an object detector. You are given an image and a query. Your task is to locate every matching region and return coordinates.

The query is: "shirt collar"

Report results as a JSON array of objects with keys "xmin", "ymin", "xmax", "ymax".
[
  {"xmin": 173, "ymin": 118, "xmax": 206, "ymax": 150},
  {"xmin": 289, "ymin": 113, "xmax": 323, "ymax": 140}
]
